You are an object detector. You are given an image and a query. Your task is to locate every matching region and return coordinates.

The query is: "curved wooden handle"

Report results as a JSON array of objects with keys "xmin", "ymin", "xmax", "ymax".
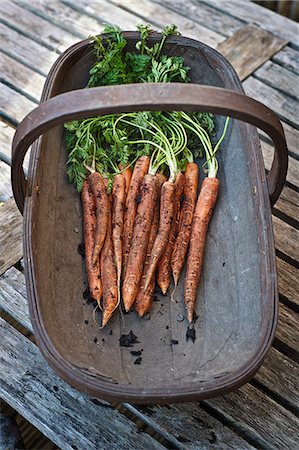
[{"xmin": 12, "ymin": 83, "xmax": 288, "ymax": 213}]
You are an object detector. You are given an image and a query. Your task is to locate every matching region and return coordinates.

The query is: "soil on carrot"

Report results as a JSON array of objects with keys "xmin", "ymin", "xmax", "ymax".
[
  {"xmin": 83, "ymin": 288, "xmax": 94, "ymax": 304},
  {"xmin": 186, "ymin": 326, "xmax": 196, "ymax": 343},
  {"xmin": 119, "ymin": 330, "xmax": 139, "ymax": 347}
]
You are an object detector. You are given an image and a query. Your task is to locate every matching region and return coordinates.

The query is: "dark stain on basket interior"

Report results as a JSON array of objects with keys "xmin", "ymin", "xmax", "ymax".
[{"xmin": 11, "ymin": 31, "xmax": 288, "ymax": 403}]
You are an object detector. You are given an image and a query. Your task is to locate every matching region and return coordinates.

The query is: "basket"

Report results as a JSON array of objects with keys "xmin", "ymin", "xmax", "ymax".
[{"xmin": 11, "ymin": 32, "xmax": 288, "ymax": 404}]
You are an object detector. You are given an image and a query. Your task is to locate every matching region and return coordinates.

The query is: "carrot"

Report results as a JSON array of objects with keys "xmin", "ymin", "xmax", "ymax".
[
  {"xmin": 119, "ymin": 163, "xmax": 132, "ymax": 195},
  {"xmin": 135, "ymin": 173, "xmax": 166, "ymax": 317},
  {"xmin": 89, "ymin": 172, "xmax": 110, "ymax": 265},
  {"xmin": 112, "ymin": 173, "xmax": 126, "ymax": 296},
  {"xmin": 122, "ymin": 156, "xmax": 150, "ymax": 279},
  {"xmin": 171, "ymin": 162, "xmax": 199, "ymax": 287},
  {"xmin": 144, "ymin": 180, "xmax": 175, "ymax": 291},
  {"xmin": 101, "ymin": 197, "xmax": 118, "ymax": 327},
  {"xmin": 122, "ymin": 173, "xmax": 157, "ymax": 311},
  {"xmin": 184, "ymin": 177, "xmax": 219, "ymax": 323},
  {"xmin": 81, "ymin": 178, "xmax": 102, "ymax": 305},
  {"xmin": 157, "ymin": 171, "xmax": 184, "ymax": 294}
]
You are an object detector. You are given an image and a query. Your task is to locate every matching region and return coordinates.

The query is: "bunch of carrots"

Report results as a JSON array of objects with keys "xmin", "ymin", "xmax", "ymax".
[{"xmin": 65, "ymin": 24, "xmax": 230, "ymax": 327}]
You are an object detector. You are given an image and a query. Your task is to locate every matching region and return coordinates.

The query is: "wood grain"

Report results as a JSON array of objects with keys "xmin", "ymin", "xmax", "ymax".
[
  {"xmin": 254, "ymin": 346, "xmax": 299, "ymax": 413},
  {"xmin": 277, "ymin": 258, "xmax": 299, "ymax": 306},
  {"xmin": 255, "ymin": 60, "xmax": 299, "ymax": 100},
  {"xmin": 0, "ymin": 83, "xmax": 37, "ymax": 124},
  {"xmin": 16, "ymin": 0, "xmax": 104, "ymax": 38},
  {"xmin": 0, "ymin": 199, "xmax": 23, "ymax": 276},
  {"xmin": 276, "ymin": 304, "xmax": 299, "ymax": 353},
  {"xmin": 0, "ymin": 0, "xmax": 76, "ymax": 53},
  {"xmin": 206, "ymin": 383, "xmax": 299, "ymax": 449},
  {"xmin": 0, "ymin": 52, "xmax": 45, "ymax": 102},
  {"xmin": 0, "ymin": 319, "xmax": 164, "ymax": 450},
  {"xmin": 273, "ymin": 46, "xmax": 299, "ymax": 74},
  {"xmin": 243, "ymin": 76, "xmax": 299, "ymax": 129},
  {"xmin": 107, "ymin": 0, "xmax": 225, "ymax": 47},
  {"xmin": 0, "ymin": 161, "xmax": 12, "ymax": 202},
  {"xmin": 218, "ymin": 24, "xmax": 287, "ymax": 81},
  {"xmin": 274, "ymin": 186, "xmax": 299, "ymax": 222},
  {"xmin": 273, "ymin": 216, "xmax": 299, "ymax": 261},
  {"xmin": 205, "ymin": 0, "xmax": 299, "ymax": 47},
  {"xmin": 261, "ymin": 140, "xmax": 299, "ymax": 187},
  {"xmin": 154, "ymin": 0, "xmax": 243, "ymax": 37}
]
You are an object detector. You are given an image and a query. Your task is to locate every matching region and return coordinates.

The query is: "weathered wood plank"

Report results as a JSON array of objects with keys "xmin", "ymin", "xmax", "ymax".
[
  {"xmin": 0, "ymin": 199, "xmax": 23, "ymax": 276},
  {"xmin": 66, "ymin": 0, "xmax": 146, "ymax": 30},
  {"xmin": 0, "ymin": 83, "xmax": 37, "ymax": 124},
  {"xmin": 275, "ymin": 186, "xmax": 299, "ymax": 223},
  {"xmin": 243, "ymin": 76, "xmax": 299, "ymax": 129},
  {"xmin": 0, "ymin": 267, "xmax": 31, "ymax": 332},
  {"xmin": 0, "ymin": 0, "xmax": 76, "ymax": 53},
  {"xmin": 205, "ymin": 383, "xmax": 299, "ymax": 449},
  {"xmin": 0, "ymin": 119, "xmax": 30, "ymax": 172},
  {"xmin": 0, "ymin": 48, "xmax": 45, "ymax": 102},
  {"xmin": 107, "ymin": 0, "xmax": 225, "ymax": 47},
  {"xmin": 154, "ymin": 0, "xmax": 244, "ymax": 37},
  {"xmin": 16, "ymin": 0, "xmax": 104, "ymax": 38},
  {"xmin": 0, "ymin": 21, "xmax": 57, "ymax": 76},
  {"xmin": 0, "ymin": 161, "xmax": 13, "ymax": 202},
  {"xmin": 218, "ymin": 24, "xmax": 287, "ymax": 81},
  {"xmin": 273, "ymin": 46, "xmax": 299, "ymax": 75},
  {"xmin": 273, "ymin": 216, "xmax": 299, "ymax": 262},
  {"xmin": 135, "ymin": 402, "xmax": 254, "ymax": 449},
  {"xmin": 254, "ymin": 346, "xmax": 299, "ymax": 413},
  {"xmin": 260, "ymin": 122, "xmax": 299, "ymax": 160},
  {"xmin": 205, "ymin": 0, "xmax": 299, "ymax": 47},
  {"xmin": 276, "ymin": 304, "xmax": 299, "ymax": 354},
  {"xmin": 261, "ymin": 140, "xmax": 299, "ymax": 188},
  {"xmin": 254, "ymin": 60, "xmax": 299, "ymax": 100},
  {"xmin": 0, "ymin": 318, "xmax": 164, "ymax": 450},
  {"xmin": 277, "ymin": 258, "xmax": 299, "ymax": 306}
]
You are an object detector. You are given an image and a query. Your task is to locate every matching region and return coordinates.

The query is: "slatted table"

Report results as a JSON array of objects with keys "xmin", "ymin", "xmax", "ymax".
[{"xmin": 0, "ymin": 1, "xmax": 298, "ymax": 449}]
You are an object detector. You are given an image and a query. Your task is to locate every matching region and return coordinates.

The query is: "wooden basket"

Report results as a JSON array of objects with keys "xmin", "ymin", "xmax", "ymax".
[{"xmin": 11, "ymin": 32, "xmax": 288, "ymax": 404}]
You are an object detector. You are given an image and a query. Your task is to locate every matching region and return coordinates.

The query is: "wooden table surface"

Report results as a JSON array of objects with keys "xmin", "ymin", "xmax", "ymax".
[{"xmin": 0, "ymin": 1, "xmax": 298, "ymax": 449}]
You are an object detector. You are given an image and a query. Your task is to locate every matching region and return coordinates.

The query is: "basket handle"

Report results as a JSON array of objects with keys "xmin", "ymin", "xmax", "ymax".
[{"xmin": 12, "ymin": 83, "xmax": 288, "ymax": 213}]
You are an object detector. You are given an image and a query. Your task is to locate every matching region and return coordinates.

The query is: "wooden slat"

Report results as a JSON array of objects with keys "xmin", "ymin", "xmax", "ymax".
[
  {"xmin": 66, "ymin": 0, "xmax": 146, "ymax": 30},
  {"xmin": 0, "ymin": 119, "xmax": 30, "ymax": 172},
  {"xmin": 0, "ymin": 161, "xmax": 12, "ymax": 202},
  {"xmin": 273, "ymin": 46, "xmax": 299, "ymax": 74},
  {"xmin": 0, "ymin": 267, "xmax": 32, "ymax": 332},
  {"xmin": 276, "ymin": 304, "xmax": 299, "ymax": 354},
  {"xmin": 205, "ymin": 383, "xmax": 299, "ymax": 449},
  {"xmin": 0, "ymin": 0, "xmax": 76, "ymax": 52},
  {"xmin": 218, "ymin": 24, "xmax": 287, "ymax": 81},
  {"xmin": 243, "ymin": 76, "xmax": 299, "ymax": 129},
  {"xmin": 0, "ymin": 51, "xmax": 45, "ymax": 102},
  {"xmin": 154, "ymin": 0, "xmax": 244, "ymax": 37},
  {"xmin": 16, "ymin": 0, "xmax": 104, "ymax": 38},
  {"xmin": 0, "ymin": 21, "xmax": 57, "ymax": 76},
  {"xmin": 0, "ymin": 199, "xmax": 22, "ymax": 276},
  {"xmin": 261, "ymin": 141, "xmax": 299, "ymax": 188},
  {"xmin": 0, "ymin": 319, "xmax": 164, "ymax": 450},
  {"xmin": 254, "ymin": 346, "xmax": 299, "ymax": 413},
  {"xmin": 277, "ymin": 258, "xmax": 299, "ymax": 306},
  {"xmin": 205, "ymin": 0, "xmax": 299, "ymax": 47},
  {"xmin": 254, "ymin": 60, "xmax": 299, "ymax": 100},
  {"xmin": 273, "ymin": 216, "xmax": 299, "ymax": 261},
  {"xmin": 274, "ymin": 186, "xmax": 299, "ymax": 223},
  {"xmin": 0, "ymin": 83, "xmax": 37, "ymax": 124},
  {"xmin": 107, "ymin": 0, "xmax": 225, "ymax": 47},
  {"xmin": 135, "ymin": 403, "xmax": 254, "ymax": 449}
]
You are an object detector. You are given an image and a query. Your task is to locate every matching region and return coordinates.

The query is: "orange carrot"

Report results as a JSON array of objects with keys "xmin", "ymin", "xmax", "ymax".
[
  {"xmin": 81, "ymin": 178, "xmax": 102, "ymax": 305},
  {"xmin": 157, "ymin": 171, "xmax": 184, "ymax": 294},
  {"xmin": 122, "ymin": 156, "xmax": 150, "ymax": 279},
  {"xmin": 135, "ymin": 173, "xmax": 166, "ymax": 317},
  {"xmin": 122, "ymin": 173, "xmax": 157, "ymax": 311},
  {"xmin": 119, "ymin": 163, "xmax": 132, "ymax": 195},
  {"xmin": 171, "ymin": 162, "xmax": 199, "ymax": 287},
  {"xmin": 144, "ymin": 180, "xmax": 175, "ymax": 291},
  {"xmin": 89, "ymin": 172, "xmax": 110, "ymax": 265},
  {"xmin": 101, "ymin": 197, "xmax": 118, "ymax": 327},
  {"xmin": 112, "ymin": 173, "xmax": 126, "ymax": 293},
  {"xmin": 184, "ymin": 177, "xmax": 219, "ymax": 323}
]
